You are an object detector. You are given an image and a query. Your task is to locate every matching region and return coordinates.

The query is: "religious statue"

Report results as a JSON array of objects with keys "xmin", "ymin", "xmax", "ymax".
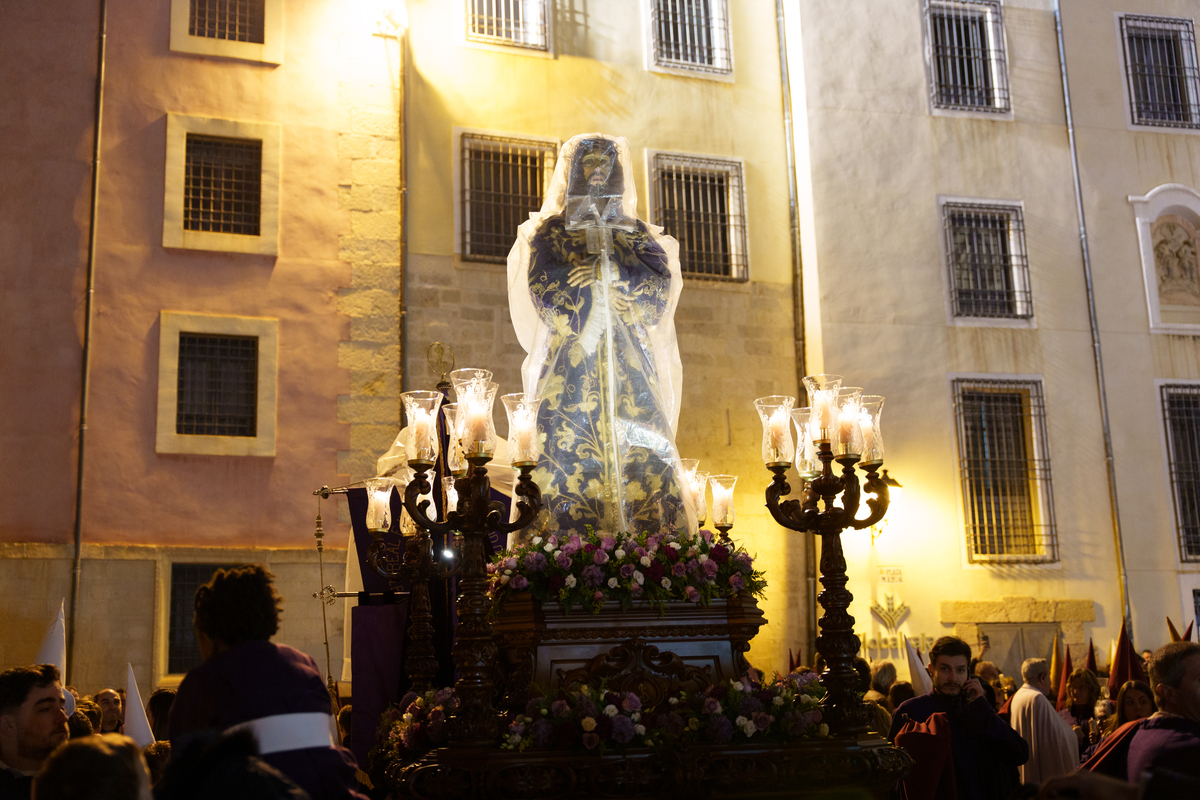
[{"xmin": 507, "ymin": 134, "xmax": 696, "ymax": 537}]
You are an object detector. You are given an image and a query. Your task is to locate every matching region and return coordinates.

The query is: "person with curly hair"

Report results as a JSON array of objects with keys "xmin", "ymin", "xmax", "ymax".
[
  {"xmin": 31, "ymin": 733, "xmax": 150, "ymax": 800},
  {"xmin": 167, "ymin": 565, "xmax": 364, "ymax": 800}
]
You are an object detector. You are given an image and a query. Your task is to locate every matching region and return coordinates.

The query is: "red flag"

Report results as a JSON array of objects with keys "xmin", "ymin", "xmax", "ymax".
[
  {"xmin": 1106, "ymin": 619, "xmax": 1148, "ymax": 698},
  {"xmin": 1085, "ymin": 638, "xmax": 1097, "ymax": 673},
  {"xmin": 1056, "ymin": 645, "xmax": 1074, "ymax": 711}
]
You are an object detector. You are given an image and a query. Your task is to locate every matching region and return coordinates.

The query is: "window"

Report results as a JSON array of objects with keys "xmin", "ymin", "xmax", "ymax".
[
  {"xmin": 460, "ymin": 133, "xmax": 556, "ymax": 262},
  {"xmin": 156, "ymin": 311, "xmax": 278, "ymax": 457},
  {"xmin": 466, "ymin": 0, "xmax": 549, "ymax": 50},
  {"xmin": 652, "ymin": 153, "xmax": 747, "ymax": 280},
  {"xmin": 649, "ymin": 0, "xmax": 732, "ymax": 76},
  {"xmin": 164, "ymin": 114, "xmax": 280, "ymax": 256},
  {"xmin": 943, "ymin": 202, "xmax": 1031, "ymax": 319},
  {"xmin": 925, "ymin": 0, "xmax": 1010, "ymax": 113},
  {"xmin": 168, "ymin": 563, "xmax": 240, "ymax": 673},
  {"xmin": 1121, "ymin": 15, "xmax": 1200, "ymax": 129},
  {"xmin": 1161, "ymin": 384, "xmax": 1200, "ymax": 561},
  {"xmin": 184, "ymin": 135, "xmax": 262, "ymax": 237},
  {"xmin": 953, "ymin": 378, "xmax": 1056, "ymax": 563},
  {"xmin": 169, "ymin": 0, "xmax": 282, "ymax": 63}
]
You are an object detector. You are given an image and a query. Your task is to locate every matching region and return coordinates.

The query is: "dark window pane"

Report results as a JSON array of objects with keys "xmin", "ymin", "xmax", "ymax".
[
  {"xmin": 462, "ymin": 136, "xmax": 554, "ymax": 262},
  {"xmin": 659, "ymin": 168, "xmax": 732, "ymax": 277},
  {"xmin": 189, "ymin": 0, "xmax": 266, "ymax": 44},
  {"xmin": 1165, "ymin": 387, "xmax": 1200, "ymax": 560},
  {"xmin": 176, "ymin": 333, "xmax": 258, "ymax": 437},
  {"xmin": 184, "ymin": 134, "xmax": 262, "ymax": 236},
  {"xmin": 168, "ymin": 563, "xmax": 229, "ymax": 674},
  {"xmin": 1123, "ymin": 17, "xmax": 1200, "ymax": 127}
]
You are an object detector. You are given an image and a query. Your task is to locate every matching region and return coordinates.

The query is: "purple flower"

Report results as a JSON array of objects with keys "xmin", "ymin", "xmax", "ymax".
[
  {"xmin": 699, "ymin": 529, "xmax": 714, "ymax": 543},
  {"xmin": 600, "ymin": 535, "xmax": 616, "ymax": 551},
  {"xmin": 503, "ymin": 556, "xmax": 518, "ymax": 570},
  {"xmin": 621, "ymin": 693, "xmax": 642, "ymax": 712},
  {"xmin": 738, "ymin": 696, "xmax": 763, "ymax": 716},
  {"xmin": 486, "ymin": 562, "xmax": 498, "ymax": 574},
  {"xmin": 685, "ymin": 559, "xmax": 699, "ymax": 575},
  {"xmin": 582, "ymin": 564, "xmax": 604, "ymax": 586},
  {"xmin": 753, "ymin": 711, "xmax": 773, "ymax": 731},
  {"xmin": 701, "ymin": 697, "xmax": 722, "ymax": 715},
  {"xmin": 610, "ymin": 714, "xmax": 635, "ymax": 744},
  {"xmin": 734, "ymin": 552, "xmax": 753, "ymax": 571},
  {"xmin": 701, "ymin": 560, "xmax": 719, "ymax": 579},
  {"xmin": 620, "ymin": 563, "xmax": 636, "ymax": 579},
  {"xmin": 635, "ymin": 547, "xmax": 649, "ymax": 559},
  {"xmin": 656, "ymin": 712, "xmax": 686, "ymax": 737},
  {"xmin": 705, "ymin": 714, "xmax": 734, "ymax": 744},
  {"xmin": 555, "ymin": 552, "xmax": 573, "ymax": 569},
  {"xmin": 523, "ymin": 552, "xmax": 547, "ymax": 572},
  {"xmin": 582, "ymin": 732, "xmax": 600, "ymax": 750},
  {"xmin": 511, "ymin": 574, "xmax": 529, "ymax": 590},
  {"xmin": 685, "ymin": 585, "xmax": 700, "ymax": 602},
  {"xmin": 583, "ymin": 542, "xmax": 597, "ymax": 554},
  {"xmin": 561, "ymin": 534, "xmax": 583, "ymax": 556},
  {"xmin": 630, "ymin": 582, "xmax": 642, "ymax": 594},
  {"xmin": 709, "ymin": 544, "xmax": 730, "ymax": 565},
  {"xmin": 671, "ymin": 562, "xmax": 686, "ymax": 577},
  {"xmin": 551, "ymin": 699, "xmax": 570, "ymax": 718},
  {"xmin": 728, "ymin": 574, "xmax": 746, "ymax": 592},
  {"xmin": 530, "ymin": 718, "xmax": 553, "ymax": 747},
  {"xmin": 593, "ymin": 550, "xmax": 609, "ymax": 565}
]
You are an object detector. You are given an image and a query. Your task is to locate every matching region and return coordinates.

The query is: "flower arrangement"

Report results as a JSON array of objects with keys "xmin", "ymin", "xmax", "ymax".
[
  {"xmin": 503, "ymin": 670, "xmax": 827, "ymax": 754},
  {"xmin": 488, "ymin": 528, "xmax": 767, "ymax": 615},
  {"xmin": 369, "ymin": 687, "xmax": 458, "ymax": 770}
]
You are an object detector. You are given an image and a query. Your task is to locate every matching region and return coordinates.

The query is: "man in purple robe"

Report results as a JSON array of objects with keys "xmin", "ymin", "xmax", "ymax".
[{"xmin": 167, "ymin": 566, "xmax": 366, "ymax": 800}]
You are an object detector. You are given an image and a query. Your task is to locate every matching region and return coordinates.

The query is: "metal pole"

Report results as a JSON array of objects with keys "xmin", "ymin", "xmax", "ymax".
[
  {"xmin": 397, "ymin": 25, "xmax": 408, "ymax": 405},
  {"xmin": 1054, "ymin": 1, "xmax": 1131, "ymax": 633},
  {"xmin": 69, "ymin": 0, "xmax": 108, "ymax": 683}
]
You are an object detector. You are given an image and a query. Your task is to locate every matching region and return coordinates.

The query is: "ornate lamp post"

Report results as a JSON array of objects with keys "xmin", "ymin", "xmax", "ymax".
[{"xmin": 757, "ymin": 376, "xmax": 890, "ymax": 735}]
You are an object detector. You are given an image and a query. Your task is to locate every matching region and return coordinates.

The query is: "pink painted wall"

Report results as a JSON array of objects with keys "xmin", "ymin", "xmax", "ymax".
[{"xmin": 2, "ymin": 1, "xmax": 356, "ymax": 548}]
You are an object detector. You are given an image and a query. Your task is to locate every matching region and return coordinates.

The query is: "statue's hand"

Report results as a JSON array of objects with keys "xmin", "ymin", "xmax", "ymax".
[
  {"xmin": 567, "ymin": 261, "xmax": 596, "ymax": 288},
  {"xmin": 610, "ymin": 289, "xmax": 631, "ymax": 313}
]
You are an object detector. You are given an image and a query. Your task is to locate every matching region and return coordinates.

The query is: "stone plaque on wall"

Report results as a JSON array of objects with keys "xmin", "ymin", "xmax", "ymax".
[{"xmin": 1152, "ymin": 215, "xmax": 1200, "ymax": 325}]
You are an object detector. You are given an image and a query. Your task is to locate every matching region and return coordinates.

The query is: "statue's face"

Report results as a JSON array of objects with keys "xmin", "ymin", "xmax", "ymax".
[{"xmin": 582, "ymin": 151, "xmax": 613, "ymax": 187}]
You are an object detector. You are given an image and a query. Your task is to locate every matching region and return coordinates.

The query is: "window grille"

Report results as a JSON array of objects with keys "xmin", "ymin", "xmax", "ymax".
[
  {"xmin": 943, "ymin": 203, "xmax": 1031, "ymax": 319},
  {"xmin": 650, "ymin": 0, "xmax": 732, "ymax": 75},
  {"xmin": 176, "ymin": 333, "xmax": 258, "ymax": 437},
  {"xmin": 168, "ymin": 563, "xmax": 239, "ymax": 673},
  {"xmin": 184, "ymin": 134, "xmax": 262, "ymax": 236},
  {"xmin": 189, "ymin": 0, "xmax": 265, "ymax": 44},
  {"xmin": 466, "ymin": 0, "xmax": 549, "ymax": 50},
  {"xmin": 953, "ymin": 379, "xmax": 1057, "ymax": 563},
  {"xmin": 653, "ymin": 154, "xmax": 747, "ymax": 280},
  {"xmin": 1161, "ymin": 385, "xmax": 1200, "ymax": 561},
  {"xmin": 925, "ymin": 0, "xmax": 1010, "ymax": 112},
  {"xmin": 1121, "ymin": 15, "xmax": 1200, "ymax": 128},
  {"xmin": 461, "ymin": 133, "xmax": 556, "ymax": 262}
]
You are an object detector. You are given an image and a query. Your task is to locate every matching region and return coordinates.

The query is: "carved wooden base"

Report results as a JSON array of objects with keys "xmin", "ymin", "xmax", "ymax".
[
  {"xmin": 387, "ymin": 736, "xmax": 912, "ymax": 799},
  {"xmin": 492, "ymin": 595, "xmax": 766, "ymax": 709}
]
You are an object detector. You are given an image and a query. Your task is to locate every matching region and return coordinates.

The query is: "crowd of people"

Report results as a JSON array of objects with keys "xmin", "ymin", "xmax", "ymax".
[{"xmin": 4, "ymin": 564, "xmax": 1199, "ymax": 799}]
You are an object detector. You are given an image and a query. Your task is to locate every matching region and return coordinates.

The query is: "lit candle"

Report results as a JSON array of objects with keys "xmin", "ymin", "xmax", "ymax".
[
  {"xmin": 815, "ymin": 393, "xmax": 835, "ymax": 432},
  {"xmin": 712, "ymin": 483, "xmax": 734, "ymax": 526},
  {"xmin": 690, "ymin": 474, "xmax": 707, "ymax": 521},
  {"xmin": 768, "ymin": 406, "xmax": 790, "ymax": 458},
  {"xmin": 464, "ymin": 395, "xmax": 489, "ymax": 452},
  {"xmin": 860, "ymin": 409, "xmax": 876, "ymax": 453},
  {"xmin": 804, "ymin": 430, "xmax": 816, "ymax": 465},
  {"xmin": 511, "ymin": 406, "xmax": 538, "ymax": 463},
  {"xmin": 838, "ymin": 405, "xmax": 857, "ymax": 444},
  {"xmin": 410, "ymin": 407, "xmax": 435, "ymax": 461},
  {"xmin": 445, "ymin": 482, "xmax": 459, "ymax": 514}
]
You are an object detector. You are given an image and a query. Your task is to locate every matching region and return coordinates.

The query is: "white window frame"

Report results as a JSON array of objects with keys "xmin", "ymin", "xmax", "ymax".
[
  {"xmin": 645, "ymin": 149, "xmax": 749, "ymax": 282},
  {"xmin": 922, "ymin": 0, "xmax": 1012, "ymax": 120},
  {"xmin": 1116, "ymin": 13, "xmax": 1200, "ymax": 134},
  {"xmin": 169, "ymin": 0, "xmax": 283, "ymax": 65},
  {"xmin": 459, "ymin": 0, "xmax": 554, "ymax": 58},
  {"xmin": 938, "ymin": 196, "xmax": 1035, "ymax": 328},
  {"xmin": 643, "ymin": 0, "xmax": 734, "ymax": 83},
  {"xmin": 163, "ymin": 114, "xmax": 281, "ymax": 256},
  {"xmin": 452, "ymin": 127, "xmax": 558, "ymax": 263},
  {"xmin": 156, "ymin": 311, "xmax": 278, "ymax": 457},
  {"xmin": 949, "ymin": 374, "xmax": 1058, "ymax": 567},
  {"xmin": 1129, "ymin": 183, "xmax": 1200, "ymax": 334}
]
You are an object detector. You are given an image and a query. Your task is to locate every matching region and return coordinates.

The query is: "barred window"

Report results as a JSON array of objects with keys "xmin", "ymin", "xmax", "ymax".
[
  {"xmin": 461, "ymin": 133, "xmax": 555, "ymax": 262},
  {"xmin": 1121, "ymin": 15, "xmax": 1200, "ymax": 129},
  {"xmin": 189, "ymin": 0, "xmax": 265, "ymax": 44},
  {"xmin": 1161, "ymin": 385, "xmax": 1200, "ymax": 561},
  {"xmin": 466, "ymin": 0, "xmax": 549, "ymax": 50},
  {"xmin": 176, "ymin": 333, "xmax": 258, "ymax": 437},
  {"xmin": 650, "ymin": 0, "xmax": 732, "ymax": 75},
  {"xmin": 953, "ymin": 379, "xmax": 1057, "ymax": 563},
  {"xmin": 653, "ymin": 154, "xmax": 747, "ymax": 280},
  {"xmin": 944, "ymin": 203, "xmax": 1032, "ymax": 319},
  {"xmin": 925, "ymin": 0, "xmax": 1010, "ymax": 113},
  {"xmin": 184, "ymin": 134, "xmax": 262, "ymax": 236},
  {"xmin": 168, "ymin": 563, "xmax": 241, "ymax": 673}
]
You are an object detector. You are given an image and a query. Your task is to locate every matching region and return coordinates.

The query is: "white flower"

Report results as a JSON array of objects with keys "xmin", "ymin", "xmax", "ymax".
[
  {"xmin": 742, "ymin": 721, "xmax": 758, "ymax": 737},
  {"xmin": 661, "ymin": 578, "xmax": 672, "ymax": 589},
  {"xmin": 603, "ymin": 704, "xmax": 619, "ymax": 717},
  {"xmin": 500, "ymin": 574, "xmax": 510, "ymax": 584},
  {"xmin": 564, "ymin": 575, "xmax": 577, "ymax": 588},
  {"xmin": 544, "ymin": 543, "xmax": 556, "ymax": 553},
  {"xmin": 510, "ymin": 733, "xmax": 522, "ymax": 743},
  {"xmin": 402, "ymin": 713, "xmax": 413, "ymax": 723},
  {"xmin": 687, "ymin": 547, "xmax": 698, "ymax": 557},
  {"xmin": 799, "ymin": 694, "xmax": 812, "ymax": 705},
  {"xmin": 640, "ymin": 556, "xmax": 652, "ymax": 567},
  {"xmin": 735, "ymin": 715, "xmax": 747, "ymax": 726},
  {"xmin": 615, "ymin": 549, "xmax": 626, "ymax": 559},
  {"xmin": 504, "ymin": 569, "xmax": 513, "ymax": 575},
  {"xmin": 698, "ymin": 554, "xmax": 709, "ymax": 563},
  {"xmin": 819, "ymin": 723, "xmax": 830, "ymax": 736},
  {"xmin": 711, "ymin": 701, "xmax": 723, "ymax": 714},
  {"xmin": 772, "ymin": 695, "xmax": 784, "ymax": 707},
  {"xmin": 633, "ymin": 570, "xmax": 644, "ymax": 585},
  {"xmin": 608, "ymin": 577, "xmax": 619, "ymax": 588},
  {"xmin": 532, "ymin": 536, "xmax": 542, "ymax": 545},
  {"xmin": 634, "ymin": 724, "xmax": 646, "ymax": 735},
  {"xmin": 731, "ymin": 681, "xmax": 744, "ymax": 692},
  {"xmin": 667, "ymin": 541, "xmax": 682, "ymax": 550},
  {"xmin": 669, "ymin": 698, "xmax": 679, "ymax": 705},
  {"xmin": 631, "ymin": 712, "xmax": 641, "ymax": 722}
]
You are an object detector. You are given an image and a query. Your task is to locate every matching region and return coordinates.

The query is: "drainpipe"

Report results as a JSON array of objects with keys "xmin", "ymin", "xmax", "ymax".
[
  {"xmin": 397, "ymin": 24, "xmax": 408, "ymax": 404},
  {"xmin": 1054, "ymin": 0, "xmax": 1132, "ymax": 634},
  {"xmin": 69, "ymin": 0, "xmax": 109, "ymax": 682},
  {"xmin": 775, "ymin": 0, "xmax": 816, "ymax": 663}
]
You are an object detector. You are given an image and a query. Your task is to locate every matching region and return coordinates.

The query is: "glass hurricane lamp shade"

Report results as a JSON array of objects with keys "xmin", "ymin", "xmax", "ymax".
[
  {"xmin": 802, "ymin": 374, "xmax": 843, "ymax": 443},
  {"xmin": 790, "ymin": 407, "xmax": 821, "ymax": 479},
  {"xmin": 444, "ymin": 475, "xmax": 459, "ymax": 515},
  {"xmin": 834, "ymin": 387, "xmax": 865, "ymax": 458},
  {"xmin": 755, "ymin": 395, "xmax": 796, "ymax": 466},
  {"xmin": 441, "ymin": 402, "xmax": 467, "ymax": 476},
  {"xmin": 859, "ymin": 395, "xmax": 885, "ymax": 466},
  {"xmin": 709, "ymin": 474, "xmax": 738, "ymax": 528},
  {"xmin": 451, "ymin": 373, "xmax": 499, "ymax": 458},
  {"xmin": 501, "ymin": 393, "xmax": 541, "ymax": 466},
  {"xmin": 692, "ymin": 471, "xmax": 709, "ymax": 525},
  {"xmin": 365, "ymin": 477, "xmax": 396, "ymax": 532},
  {"xmin": 401, "ymin": 390, "xmax": 443, "ymax": 467}
]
